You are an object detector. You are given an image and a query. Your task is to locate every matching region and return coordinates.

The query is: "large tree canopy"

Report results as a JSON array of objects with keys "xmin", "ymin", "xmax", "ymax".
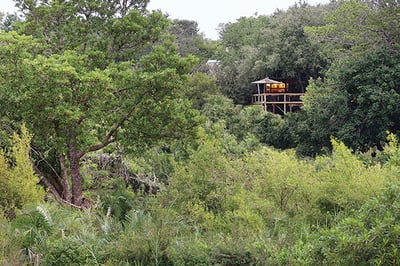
[
  {"xmin": 0, "ymin": 0, "xmax": 198, "ymax": 206},
  {"xmin": 216, "ymin": 2, "xmax": 327, "ymax": 104},
  {"xmin": 305, "ymin": 0, "xmax": 400, "ymax": 61},
  {"xmin": 294, "ymin": 0, "xmax": 400, "ymax": 155},
  {"xmin": 297, "ymin": 48, "xmax": 400, "ymax": 155}
]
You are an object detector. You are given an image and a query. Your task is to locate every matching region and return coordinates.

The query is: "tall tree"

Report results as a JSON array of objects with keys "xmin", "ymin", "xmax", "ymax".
[
  {"xmin": 169, "ymin": 19, "xmax": 202, "ymax": 57},
  {"xmin": 217, "ymin": 2, "xmax": 327, "ymax": 103},
  {"xmin": 168, "ymin": 18, "xmax": 220, "ymax": 74},
  {"xmin": 297, "ymin": 48, "xmax": 400, "ymax": 155},
  {"xmin": 266, "ymin": 2, "xmax": 328, "ymax": 92},
  {"xmin": 0, "ymin": 0, "xmax": 198, "ymax": 207},
  {"xmin": 305, "ymin": 0, "xmax": 400, "ymax": 61},
  {"xmin": 217, "ymin": 15, "xmax": 272, "ymax": 103},
  {"xmin": 296, "ymin": 0, "xmax": 400, "ymax": 155}
]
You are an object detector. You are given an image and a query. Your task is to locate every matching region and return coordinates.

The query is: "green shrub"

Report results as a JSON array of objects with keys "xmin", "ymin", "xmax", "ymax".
[
  {"xmin": 308, "ymin": 183, "xmax": 400, "ymax": 265},
  {"xmin": 97, "ymin": 178, "xmax": 137, "ymax": 221},
  {"xmin": 41, "ymin": 237, "xmax": 99, "ymax": 266},
  {"xmin": 11, "ymin": 205, "xmax": 53, "ymax": 253},
  {"xmin": 168, "ymin": 236, "xmax": 211, "ymax": 266},
  {"xmin": 0, "ymin": 212, "xmax": 25, "ymax": 265},
  {"xmin": 309, "ymin": 138, "xmax": 390, "ymax": 224},
  {"xmin": 9, "ymin": 203, "xmax": 112, "ymax": 265},
  {"xmin": 0, "ymin": 125, "xmax": 45, "ymax": 218},
  {"xmin": 103, "ymin": 208, "xmax": 179, "ymax": 265}
]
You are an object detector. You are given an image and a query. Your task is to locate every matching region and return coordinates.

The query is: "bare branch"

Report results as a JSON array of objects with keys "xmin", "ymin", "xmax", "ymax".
[
  {"xmin": 80, "ymin": 137, "xmax": 116, "ymax": 157},
  {"xmin": 32, "ymin": 164, "xmax": 62, "ymax": 201},
  {"xmin": 31, "ymin": 146, "xmax": 62, "ymax": 182}
]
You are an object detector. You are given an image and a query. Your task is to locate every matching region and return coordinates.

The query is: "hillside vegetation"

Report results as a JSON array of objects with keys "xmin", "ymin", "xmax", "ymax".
[{"xmin": 1, "ymin": 0, "xmax": 400, "ymax": 265}]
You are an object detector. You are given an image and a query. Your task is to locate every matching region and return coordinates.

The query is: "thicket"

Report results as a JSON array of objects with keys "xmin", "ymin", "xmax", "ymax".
[
  {"xmin": 1, "ymin": 127, "xmax": 399, "ymax": 264},
  {"xmin": 2, "ymin": 0, "xmax": 400, "ymax": 265},
  {"xmin": 308, "ymin": 183, "xmax": 400, "ymax": 265}
]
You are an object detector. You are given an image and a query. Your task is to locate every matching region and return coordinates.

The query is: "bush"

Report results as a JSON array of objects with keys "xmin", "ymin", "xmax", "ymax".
[
  {"xmin": 11, "ymin": 205, "xmax": 53, "ymax": 254},
  {"xmin": 0, "ymin": 212, "xmax": 25, "ymax": 265},
  {"xmin": 41, "ymin": 237, "xmax": 99, "ymax": 266},
  {"xmin": 9, "ymin": 203, "xmax": 112, "ymax": 265},
  {"xmin": 103, "ymin": 208, "xmax": 179, "ymax": 265},
  {"xmin": 168, "ymin": 236, "xmax": 211, "ymax": 266},
  {"xmin": 0, "ymin": 125, "xmax": 45, "ymax": 218},
  {"xmin": 308, "ymin": 183, "xmax": 400, "ymax": 265},
  {"xmin": 308, "ymin": 138, "xmax": 390, "ymax": 224}
]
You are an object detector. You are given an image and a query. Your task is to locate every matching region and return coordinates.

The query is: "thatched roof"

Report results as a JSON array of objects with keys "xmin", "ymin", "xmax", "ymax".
[{"xmin": 251, "ymin": 77, "xmax": 283, "ymax": 84}]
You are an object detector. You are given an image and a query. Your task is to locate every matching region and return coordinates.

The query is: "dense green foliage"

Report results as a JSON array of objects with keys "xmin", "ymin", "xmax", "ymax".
[
  {"xmin": 0, "ymin": 0, "xmax": 198, "ymax": 206},
  {"xmin": 0, "ymin": 125, "xmax": 44, "ymax": 219},
  {"xmin": 294, "ymin": 0, "xmax": 400, "ymax": 155},
  {"xmin": 309, "ymin": 183, "xmax": 400, "ymax": 265},
  {"xmin": 216, "ymin": 2, "xmax": 327, "ymax": 103},
  {"xmin": 1, "ymin": 0, "xmax": 400, "ymax": 264},
  {"xmin": 305, "ymin": 0, "xmax": 400, "ymax": 60},
  {"xmin": 1, "ymin": 133, "xmax": 399, "ymax": 264},
  {"xmin": 297, "ymin": 48, "xmax": 400, "ymax": 155}
]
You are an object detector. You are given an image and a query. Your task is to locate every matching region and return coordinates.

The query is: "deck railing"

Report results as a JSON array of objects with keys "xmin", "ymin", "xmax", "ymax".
[{"xmin": 252, "ymin": 93, "xmax": 304, "ymax": 114}]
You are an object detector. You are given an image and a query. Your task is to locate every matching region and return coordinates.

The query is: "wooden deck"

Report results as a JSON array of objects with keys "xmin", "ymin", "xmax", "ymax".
[{"xmin": 252, "ymin": 93, "xmax": 304, "ymax": 114}]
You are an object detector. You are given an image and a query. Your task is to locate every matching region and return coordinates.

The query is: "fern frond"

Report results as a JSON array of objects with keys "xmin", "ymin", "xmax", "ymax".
[{"xmin": 36, "ymin": 205, "xmax": 53, "ymax": 227}]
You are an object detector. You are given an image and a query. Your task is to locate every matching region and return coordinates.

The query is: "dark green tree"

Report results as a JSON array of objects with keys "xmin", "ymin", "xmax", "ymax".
[
  {"xmin": 297, "ymin": 48, "xmax": 400, "ymax": 155},
  {"xmin": 168, "ymin": 18, "xmax": 221, "ymax": 74},
  {"xmin": 185, "ymin": 72, "xmax": 220, "ymax": 110},
  {"xmin": 216, "ymin": 2, "xmax": 327, "ymax": 104},
  {"xmin": 169, "ymin": 19, "xmax": 202, "ymax": 57},
  {"xmin": 295, "ymin": 0, "xmax": 400, "ymax": 155},
  {"xmin": 217, "ymin": 15, "xmax": 272, "ymax": 103},
  {"xmin": 305, "ymin": 0, "xmax": 400, "ymax": 61},
  {"xmin": 0, "ymin": 0, "xmax": 198, "ymax": 207},
  {"xmin": 267, "ymin": 2, "xmax": 327, "ymax": 92}
]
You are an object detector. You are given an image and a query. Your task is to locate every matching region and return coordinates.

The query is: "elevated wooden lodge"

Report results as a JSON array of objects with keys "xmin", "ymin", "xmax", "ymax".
[{"xmin": 251, "ymin": 77, "xmax": 304, "ymax": 114}]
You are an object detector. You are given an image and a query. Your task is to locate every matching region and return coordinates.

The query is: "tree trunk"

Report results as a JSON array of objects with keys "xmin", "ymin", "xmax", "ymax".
[
  {"xmin": 59, "ymin": 153, "xmax": 72, "ymax": 202},
  {"xmin": 68, "ymin": 146, "xmax": 83, "ymax": 206}
]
